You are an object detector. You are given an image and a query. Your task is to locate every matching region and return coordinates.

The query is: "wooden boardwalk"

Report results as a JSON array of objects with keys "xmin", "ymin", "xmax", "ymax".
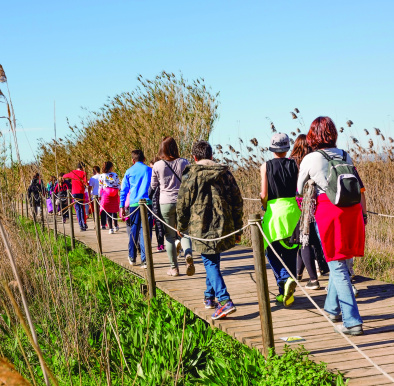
[{"xmin": 50, "ymin": 214, "xmax": 394, "ymax": 385}]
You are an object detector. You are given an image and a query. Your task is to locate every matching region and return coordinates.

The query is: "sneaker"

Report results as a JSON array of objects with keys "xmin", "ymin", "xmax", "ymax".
[
  {"xmin": 327, "ymin": 313, "xmax": 342, "ymax": 322},
  {"xmin": 114, "ymin": 226, "xmax": 119, "ymax": 233},
  {"xmin": 175, "ymin": 239, "xmax": 182, "ymax": 259},
  {"xmin": 334, "ymin": 324, "xmax": 364, "ymax": 336},
  {"xmin": 128, "ymin": 257, "xmax": 136, "ymax": 266},
  {"xmin": 352, "ymin": 285, "xmax": 359, "ymax": 298},
  {"xmin": 140, "ymin": 263, "xmax": 147, "ymax": 269},
  {"xmin": 305, "ymin": 280, "xmax": 320, "ymax": 290},
  {"xmin": 283, "ymin": 278, "xmax": 297, "ymax": 307},
  {"xmin": 211, "ymin": 300, "xmax": 236, "ymax": 320},
  {"xmin": 296, "ymin": 274, "xmax": 303, "ymax": 281},
  {"xmin": 203, "ymin": 299, "xmax": 217, "ymax": 309},
  {"xmin": 101, "ymin": 226, "xmax": 106, "ymax": 230},
  {"xmin": 185, "ymin": 255, "xmax": 195, "ymax": 276},
  {"xmin": 167, "ymin": 267, "xmax": 179, "ymax": 276},
  {"xmin": 80, "ymin": 227, "xmax": 86, "ymax": 232},
  {"xmin": 109, "ymin": 229, "xmax": 114, "ymax": 234},
  {"xmin": 276, "ymin": 294, "xmax": 284, "ymax": 303},
  {"xmin": 84, "ymin": 224, "xmax": 88, "ymax": 230}
]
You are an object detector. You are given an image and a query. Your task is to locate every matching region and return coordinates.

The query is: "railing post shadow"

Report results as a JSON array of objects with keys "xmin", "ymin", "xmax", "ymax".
[
  {"xmin": 93, "ymin": 195, "xmax": 102, "ymax": 255},
  {"xmin": 139, "ymin": 199, "xmax": 156, "ymax": 299},
  {"xmin": 249, "ymin": 213, "xmax": 275, "ymax": 357},
  {"xmin": 68, "ymin": 191, "xmax": 75, "ymax": 250}
]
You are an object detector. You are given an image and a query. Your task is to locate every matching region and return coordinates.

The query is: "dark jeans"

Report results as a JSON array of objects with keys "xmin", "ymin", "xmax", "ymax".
[
  {"xmin": 101, "ymin": 211, "xmax": 118, "ymax": 229},
  {"xmin": 201, "ymin": 253, "xmax": 230, "ymax": 303},
  {"xmin": 154, "ymin": 222, "xmax": 164, "ymax": 246},
  {"xmin": 73, "ymin": 193, "xmax": 86, "ymax": 229},
  {"xmin": 266, "ymin": 240, "xmax": 298, "ymax": 295},
  {"xmin": 297, "ymin": 245, "xmax": 318, "ymax": 281},
  {"xmin": 126, "ymin": 206, "xmax": 153, "ymax": 262}
]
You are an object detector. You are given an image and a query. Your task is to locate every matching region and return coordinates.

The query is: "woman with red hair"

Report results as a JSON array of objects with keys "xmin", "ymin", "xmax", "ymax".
[{"xmin": 297, "ymin": 116, "xmax": 367, "ymax": 336}]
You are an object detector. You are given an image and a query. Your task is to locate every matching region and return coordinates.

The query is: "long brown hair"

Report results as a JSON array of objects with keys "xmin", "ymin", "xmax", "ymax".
[
  {"xmin": 290, "ymin": 134, "xmax": 311, "ymax": 167},
  {"xmin": 158, "ymin": 137, "xmax": 180, "ymax": 161}
]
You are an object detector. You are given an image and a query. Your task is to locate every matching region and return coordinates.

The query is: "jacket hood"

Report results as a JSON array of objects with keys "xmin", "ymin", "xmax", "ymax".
[{"xmin": 184, "ymin": 162, "xmax": 229, "ymax": 183}]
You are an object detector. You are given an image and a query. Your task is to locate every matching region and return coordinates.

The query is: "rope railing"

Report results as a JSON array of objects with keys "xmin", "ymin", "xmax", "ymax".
[
  {"xmin": 143, "ymin": 203, "xmax": 249, "ymax": 242},
  {"xmin": 256, "ymin": 225, "xmax": 394, "ymax": 384},
  {"xmin": 242, "ymin": 196, "xmax": 394, "ymax": 218}
]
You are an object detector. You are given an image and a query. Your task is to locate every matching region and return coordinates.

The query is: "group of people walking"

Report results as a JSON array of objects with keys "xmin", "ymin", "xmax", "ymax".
[{"xmin": 28, "ymin": 116, "xmax": 367, "ymax": 330}]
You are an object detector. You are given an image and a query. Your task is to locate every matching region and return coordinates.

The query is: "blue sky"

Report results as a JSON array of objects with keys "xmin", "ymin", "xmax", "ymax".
[{"xmin": 1, "ymin": 0, "xmax": 393, "ymax": 162}]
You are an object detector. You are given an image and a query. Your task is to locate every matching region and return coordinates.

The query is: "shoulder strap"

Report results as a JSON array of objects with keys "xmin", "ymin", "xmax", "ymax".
[
  {"xmin": 342, "ymin": 150, "xmax": 348, "ymax": 161},
  {"xmin": 163, "ymin": 160, "xmax": 182, "ymax": 182},
  {"xmin": 316, "ymin": 150, "xmax": 332, "ymax": 161}
]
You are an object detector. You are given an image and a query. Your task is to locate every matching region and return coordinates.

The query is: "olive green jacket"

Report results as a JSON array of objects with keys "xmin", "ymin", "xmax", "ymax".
[{"xmin": 176, "ymin": 160, "xmax": 244, "ymax": 254}]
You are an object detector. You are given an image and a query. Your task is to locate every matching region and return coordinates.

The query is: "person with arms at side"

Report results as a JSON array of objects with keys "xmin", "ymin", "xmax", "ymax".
[
  {"xmin": 260, "ymin": 133, "xmax": 301, "ymax": 307},
  {"xmin": 290, "ymin": 134, "xmax": 328, "ymax": 290},
  {"xmin": 177, "ymin": 141, "xmax": 243, "ymax": 320},
  {"xmin": 151, "ymin": 137, "xmax": 194, "ymax": 277},
  {"xmin": 298, "ymin": 116, "xmax": 366, "ymax": 336},
  {"xmin": 46, "ymin": 176, "xmax": 56, "ymax": 198},
  {"xmin": 120, "ymin": 150, "xmax": 153, "ymax": 268},
  {"xmin": 99, "ymin": 161, "xmax": 120, "ymax": 234},
  {"xmin": 63, "ymin": 162, "xmax": 88, "ymax": 231},
  {"xmin": 88, "ymin": 166, "xmax": 101, "ymax": 222},
  {"xmin": 27, "ymin": 173, "xmax": 46, "ymax": 216},
  {"xmin": 53, "ymin": 173, "xmax": 71, "ymax": 223}
]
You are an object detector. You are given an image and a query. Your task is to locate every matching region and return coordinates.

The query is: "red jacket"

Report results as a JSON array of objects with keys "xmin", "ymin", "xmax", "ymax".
[{"xmin": 63, "ymin": 170, "xmax": 87, "ymax": 194}]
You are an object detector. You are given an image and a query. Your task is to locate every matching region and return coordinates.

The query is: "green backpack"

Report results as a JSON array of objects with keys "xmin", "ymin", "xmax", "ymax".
[{"xmin": 317, "ymin": 150, "xmax": 361, "ymax": 207}]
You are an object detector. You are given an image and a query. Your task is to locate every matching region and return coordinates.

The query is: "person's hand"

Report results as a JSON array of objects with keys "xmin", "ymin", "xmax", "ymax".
[
  {"xmin": 177, "ymin": 230, "xmax": 183, "ymax": 238},
  {"xmin": 121, "ymin": 207, "xmax": 126, "ymax": 218},
  {"xmin": 235, "ymin": 235, "xmax": 241, "ymax": 244},
  {"xmin": 363, "ymin": 213, "xmax": 368, "ymax": 225}
]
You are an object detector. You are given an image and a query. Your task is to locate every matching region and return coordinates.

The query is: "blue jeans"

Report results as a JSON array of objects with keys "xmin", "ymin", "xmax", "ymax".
[
  {"xmin": 266, "ymin": 240, "xmax": 298, "ymax": 295},
  {"xmin": 126, "ymin": 206, "xmax": 153, "ymax": 262},
  {"xmin": 73, "ymin": 193, "xmax": 86, "ymax": 229},
  {"xmin": 201, "ymin": 253, "xmax": 230, "ymax": 302},
  {"xmin": 325, "ymin": 260, "xmax": 363, "ymax": 328}
]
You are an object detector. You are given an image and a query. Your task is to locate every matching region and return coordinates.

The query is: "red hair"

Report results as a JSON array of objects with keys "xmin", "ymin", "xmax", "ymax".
[
  {"xmin": 290, "ymin": 134, "xmax": 311, "ymax": 167},
  {"xmin": 307, "ymin": 116, "xmax": 338, "ymax": 150}
]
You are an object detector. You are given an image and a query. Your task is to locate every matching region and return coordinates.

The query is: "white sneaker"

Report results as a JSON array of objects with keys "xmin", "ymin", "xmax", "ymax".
[
  {"xmin": 128, "ymin": 257, "xmax": 136, "ymax": 266},
  {"xmin": 114, "ymin": 226, "xmax": 119, "ymax": 233},
  {"xmin": 109, "ymin": 229, "xmax": 114, "ymax": 234},
  {"xmin": 140, "ymin": 263, "xmax": 147, "ymax": 269}
]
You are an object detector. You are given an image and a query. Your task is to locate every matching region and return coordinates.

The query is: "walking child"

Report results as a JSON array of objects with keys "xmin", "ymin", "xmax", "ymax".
[
  {"xmin": 260, "ymin": 133, "xmax": 301, "ymax": 307},
  {"xmin": 176, "ymin": 141, "xmax": 243, "ymax": 320}
]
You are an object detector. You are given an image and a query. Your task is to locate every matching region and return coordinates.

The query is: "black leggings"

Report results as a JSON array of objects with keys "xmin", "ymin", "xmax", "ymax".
[
  {"xmin": 101, "ymin": 211, "xmax": 118, "ymax": 229},
  {"xmin": 297, "ymin": 245, "xmax": 318, "ymax": 281}
]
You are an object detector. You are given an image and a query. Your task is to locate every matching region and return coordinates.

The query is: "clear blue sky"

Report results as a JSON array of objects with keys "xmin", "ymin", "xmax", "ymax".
[{"xmin": 1, "ymin": 0, "xmax": 393, "ymax": 162}]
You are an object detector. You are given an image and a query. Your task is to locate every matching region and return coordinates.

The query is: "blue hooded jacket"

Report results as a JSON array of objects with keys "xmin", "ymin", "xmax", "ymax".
[{"xmin": 120, "ymin": 162, "xmax": 152, "ymax": 207}]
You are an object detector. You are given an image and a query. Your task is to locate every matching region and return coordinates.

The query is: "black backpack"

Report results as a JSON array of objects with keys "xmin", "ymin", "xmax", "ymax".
[{"xmin": 317, "ymin": 150, "xmax": 361, "ymax": 207}]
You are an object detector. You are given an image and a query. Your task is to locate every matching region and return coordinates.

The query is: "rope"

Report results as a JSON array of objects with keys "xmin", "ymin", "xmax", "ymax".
[
  {"xmin": 254, "ymin": 223, "xmax": 394, "ymax": 384},
  {"xmin": 243, "ymin": 197, "xmax": 261, "ymax": 201},
  {"xmin": 143, "ymin": 203, "xmax": 249, "ymax": 242},
  {"xmin": 367, "ymin": 210, "xmax": 394, "ymax": 218},
  {"xmin": 95, "ymin": 198, "xmax": 139, "ymax": 221}
]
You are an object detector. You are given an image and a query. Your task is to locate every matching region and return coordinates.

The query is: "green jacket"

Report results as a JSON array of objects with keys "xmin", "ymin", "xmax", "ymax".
[{"xmin": 176, "ymin": 160, "xmax": 244, "ymax": 254}]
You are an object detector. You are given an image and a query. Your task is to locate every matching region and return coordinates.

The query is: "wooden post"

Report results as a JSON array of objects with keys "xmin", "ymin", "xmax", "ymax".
[
  {"xmin": 249, "ymin": 213, "xmax": 275, "ymax": 357},
  {"xmin": 40, "ymin": 195, "xmax": 45, "ymax": 229},
  {"xmin": 68, "ymin": 191, "xmax": 75, "ymax": 250},
  {"xmin": 139, "ymin": 199, "xmax": 156, "ymax": 298},
  {"xmin": 51, "ymin": 192, "xmax": 57, "ymax": 239},
  {"xmin": 21, "ymin": 194, "xmax": 24, "ymax": 217},
  {"xmin": 93, "ymin": 196, "xmax": 102, "ymax": 254},
  {"xmin": 25, "ymin": 193, "xmax": 29, "ymax": 218}
]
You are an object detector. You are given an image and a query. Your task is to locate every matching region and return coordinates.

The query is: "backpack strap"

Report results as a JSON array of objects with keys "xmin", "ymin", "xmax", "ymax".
[
  {"xmin": 316, "ymin": 150, "xmax": 332, "ymax": 161},
  {"xmin": 163, "ymin": 160, "xmax": 182, "ymax": 182},
  {"xmin": 342, "ymin": 150, "xmax": 348, "ymax": 161}
]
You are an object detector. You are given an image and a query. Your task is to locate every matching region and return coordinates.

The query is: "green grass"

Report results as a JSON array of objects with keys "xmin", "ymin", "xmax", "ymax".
[{"xmin": 0, "ymin": 217, "xmax": 347, "ymax": 385}]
